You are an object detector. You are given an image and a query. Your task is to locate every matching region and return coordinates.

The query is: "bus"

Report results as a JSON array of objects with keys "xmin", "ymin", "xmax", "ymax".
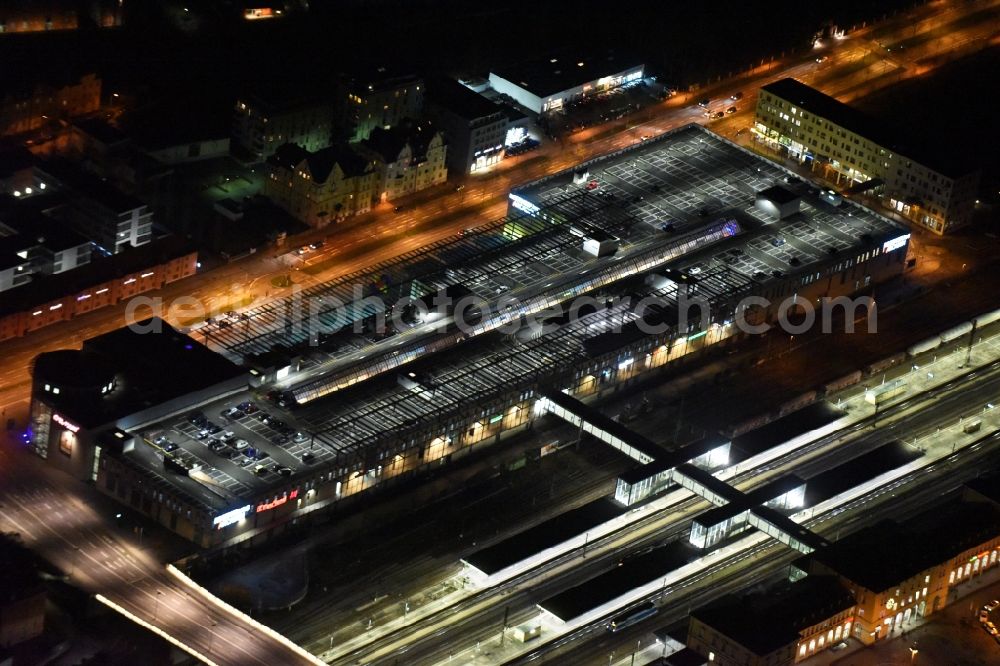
[{"xmin": 607, "ymin": 602, "xmax": 658, "ymax": 632}]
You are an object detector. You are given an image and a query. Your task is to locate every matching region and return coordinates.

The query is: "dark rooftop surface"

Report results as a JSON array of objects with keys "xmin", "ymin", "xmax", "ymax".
[
  {"xmin": 761, "ymin": 78, "xmax": 965, "ymax": 178},
  {"xmin": 803, "ymin": 440, "xmax": 921, "ymax": 507},
  {"xmin": 757, "ymin": 184, "xmax": 800, "ymax": 205},
  {"xmin": 491, "ymin": 49, "xmax": 642, "ymax": 99},
  {"xmin": 268, "ymin": 143, "xmax": 371, "ymax": 181},
  {"xmin": 539, "ymin": 540, "xmax": 695, "ymax": 622},
  {"xmin": 73, "ymin": 117, "xmax": 129, "ymax": 146},
  {"xmin": 0, "ymin": 534, "xmax": 51, "ymax": 603},
  {"xmin": 362, "ymin": 122, "xmax": 439, "ymax": 163},
  {"xmin": 0, "ymin": 144, "xmax": 35, "ymax": 177},
  {"xmin": 35, "ymin": 318, "xmax": 245, "ymax": 429},
  {"xmin": 692, "ymin": 576, "xmax": 853, "ymax": 656},
  {"xmin": 38, "ymin": 160, "xmax": 146, "ymax": 213},
  {"xmin": 731, "ymin": 402, "xmax": 843, "ymax": 459},
  {"xmin": 0, "ymin": 193, "xmax": 89, "ymax": 258},
  {"xmin": 343, "ymin": 67, "xmax": 421, "ymax": 97},
  {"xmin": 124, "ymin": 101, "xmax": 232, "ymax": 150},
  {"xmin": 801, "ymin": 499, "xmax": 1000, "ymax": 592},
  {"xmin": 427, "ymin": 76, "xmax": 503, "ymax": 120},
  {"xmin": 463, "ymin": 498, "xmax": 624, "ymax": 575},
  {"xmin": 660, "ymin": 648, "xmax": 708, "ymax": 666},
  {"xmin": 966, "ymin": 469, "xmax": 1000, "ymax": 505}
]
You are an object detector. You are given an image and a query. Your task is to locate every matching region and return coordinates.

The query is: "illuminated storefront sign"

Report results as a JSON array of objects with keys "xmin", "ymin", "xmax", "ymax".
[
  {"xmin": 53, "ymin": 413, "xmax": 80, "ymax": 433},
  {"xmin": 882, "ymin": 234, "xmax": 910, "ymax": 254},
  {"xmin": 256, "ymin": 488, "xmax": 299, "ymax": 513},
  {"xmin": 509, "ymin": 193, "xmax": 540, "ymax": 216},
  {"xmin": 213, "ymin": 505, "xmax": 252, "ymax": 529}
]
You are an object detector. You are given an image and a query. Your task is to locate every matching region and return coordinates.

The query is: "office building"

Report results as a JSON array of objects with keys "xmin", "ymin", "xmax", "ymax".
[
  {"xmin": 754, "ymin": 78, "xmax": 980, "ymax": 235},
  {"xmin": 488, "ymin": 50, "xmax": 643, "ymax": 114},
  {"xmin": 264, "ymin": 142, "xmax": 378, "ymax": 226},
  {"xmin": 426, "ymin": 77, "xmax": 507, "ymax": 174}
]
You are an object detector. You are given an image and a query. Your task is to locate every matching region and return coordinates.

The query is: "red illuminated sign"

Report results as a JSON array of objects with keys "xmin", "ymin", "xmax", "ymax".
[{"xmin": 256, "ymin": 488, "xmax": 299, "ymax": 513}]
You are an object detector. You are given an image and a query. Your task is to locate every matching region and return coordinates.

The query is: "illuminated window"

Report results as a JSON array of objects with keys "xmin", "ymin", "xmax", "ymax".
[
  {"xmin": 809, "ymin": 639, "xmax": 815, "ymax": 653},
  {"xmin": 799, "ymin": 645, "xmax": 807, "ymax": 657}
]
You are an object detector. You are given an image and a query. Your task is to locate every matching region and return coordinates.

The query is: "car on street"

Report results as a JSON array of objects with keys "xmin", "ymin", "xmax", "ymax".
[
  {"xmin": 221, "ymin": 407, "xmax": 244, "ymax": 420},
  {"xmin": 233, "ymin": 439, "xmax": 250, "ymax": 451},
  {"xmin": 187, "ymin": 411, "xmax": 207, "ymax": 426},
  {"xmin": 730, "ymin": 92, "xmax": 743, "ymax": 100},
  {"xmin": 253, "ymin": 464, "xmax": 269, "ymax": 476},
  {"xmin": 986, "ymin": 599, "xmax": 1000, "ymax": 611},
  {"xmin": 726, "ymin": 106, "xmax": 737, "ymax": 114},
  {"xmin": 219, "ymin": 431, "xmax": 236, "ymax": 443},
  {"xmin": 815, "ymin": 55, "xmax": 828, "ymax": 63},
  {"xmin": 237, "ymin": 400, "xmax": 258, "ymax": 414},
  {"xmin": 276, "ymin": 466, "xmax": 292, "ymax": 477},
  {"xmin": 301, "ymin": 452, "xmax": 315, "ymax": 463},
  {"xmin": 697, "ymin": 98, "xmax": 711, "ymax": 107},
  {"xmin": 711, "ymin": 111, "xmax": 725, "ymax": 119}
]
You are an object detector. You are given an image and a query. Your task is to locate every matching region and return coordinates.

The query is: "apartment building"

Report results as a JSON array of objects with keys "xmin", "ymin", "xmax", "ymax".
[
  {"xmin": 338, "ymin": 70, "xmax": 424, "ymax": 143},
  {"xmin": 264, "ymin": 142, "xmax": 378, "ymax": 226},
  {"xmin": 359, "ymin": 122, "xmax": 448, "ymax": 202},
  {"xmin": 754, "ymin": 78, "xmax": 979, "ymax": 235},
  {"xmin": 233, "ymin": 93, "xmax": 333, "ymax": 161}
]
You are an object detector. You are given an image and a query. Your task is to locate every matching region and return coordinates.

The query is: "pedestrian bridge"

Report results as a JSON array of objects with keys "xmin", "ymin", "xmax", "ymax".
[{"xmin": 536, "ymin": 388, "xmax": 829, "ymax": 554}]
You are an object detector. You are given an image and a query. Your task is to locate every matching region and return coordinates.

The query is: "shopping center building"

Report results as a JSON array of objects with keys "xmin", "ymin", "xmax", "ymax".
[
  {"xmin": 489, "ymin": 50, "xmax": 643, "ymax": 114},
  {"xmin": 30, "ymin": 124, "xmax": 910, "ymax": 549}
]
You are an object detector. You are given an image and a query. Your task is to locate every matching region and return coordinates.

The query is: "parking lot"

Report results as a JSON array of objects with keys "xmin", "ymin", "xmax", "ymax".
[{"xmin": 141, "ymin": 395, "xmax": 338, "ymax": 501}]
